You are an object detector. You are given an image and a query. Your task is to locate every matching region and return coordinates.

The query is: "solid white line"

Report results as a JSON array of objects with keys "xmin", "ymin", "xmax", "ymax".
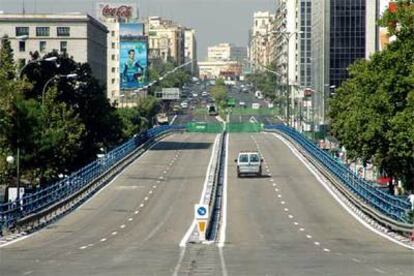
[
  {"xmin": 219, "ymin": 246, "xmax": 229, "ymax": 276},
  {"xmin": 271, "ymin": 132, "xmax": 414, "ymax": 250},
  {"xmin": 172, "ymin": 248, "xmax": 186, "ymax": 276},
  {"xmin": 218, "ymin": 133, "xmax": 229, "ymax": 248},
  {"xmin": 179, "ymin": 220, "xmax": 196, "ymax": 248},
  {"xmin": 374, "ymin": 268, "xmax": 386, "ymax": 274}
]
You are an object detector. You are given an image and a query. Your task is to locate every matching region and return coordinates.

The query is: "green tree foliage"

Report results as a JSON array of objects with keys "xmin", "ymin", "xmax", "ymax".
[
  {"xmin": 22, "ymin": 51, "xmax": 123, "ymax": 165},
  {"xmin": 329, "ymin": 0, "xmax": 414, "ymax": 189},
  {"xmin": 0, "ymin": 35, "xmax": 15, "ymax": 80},
  {"xmin": 245, "ymin": 62, "xmax": 279, "ymax": 102},
  {"xmin": 117, "ymin": 96, "xmax": 159, "ymax": 139},
  {"xmin": 148, "ymin": 61, "xmax": 191, "ymax": 95},
  {"xmin": 210, "ymin": 81, "xmax": 227, "ymax": 109}
]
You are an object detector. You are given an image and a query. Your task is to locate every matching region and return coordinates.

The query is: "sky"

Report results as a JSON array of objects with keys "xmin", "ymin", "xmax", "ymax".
[{"xmin": 0, "ymin": 0, "xmax": 275, "ymax": 59}]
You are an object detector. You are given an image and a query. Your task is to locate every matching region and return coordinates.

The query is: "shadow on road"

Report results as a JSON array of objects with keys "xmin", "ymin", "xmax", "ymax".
[{"xmin": 150, "ymin": 141, "xmax": 212, "ymax": 151}]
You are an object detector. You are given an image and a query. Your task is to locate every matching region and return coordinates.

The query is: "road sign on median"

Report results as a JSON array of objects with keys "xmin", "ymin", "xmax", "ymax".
[{"xmin": 194, "ymin": 204, "xmax": 209, "ymax": 220}]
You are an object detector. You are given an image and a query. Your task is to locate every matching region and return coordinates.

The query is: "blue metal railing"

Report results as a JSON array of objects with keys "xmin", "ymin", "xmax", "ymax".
[
  {"xmin": 265, "ymin": 124, "xmax": 411, "ymax": 223},
  {"xmin": 0, "ymin": 125, "xmax": 185, "ymax": 232}
]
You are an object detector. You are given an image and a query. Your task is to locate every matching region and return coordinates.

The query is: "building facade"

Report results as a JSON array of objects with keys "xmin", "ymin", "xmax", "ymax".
[
  {"xmin": 207, "ymin": 43, "xmax": 247, "ymax": 62},
  {"xmin": 0, "ymin": 13, "xmax": 107, "ymax": 84},
  {"xmin": 147, "ymin": 16, "xmax": 185, "ymax": 65},
  {"xmin": 249, "ymin": 11, "xmax": 275, "ymax": 70},
  {"xmin": 184, "ymin": 28, "xmax": 198, "ymax": 74},
  {"xmin": 311, "ymin": 0, "xmax": 377, "ymax": 126},
  {"xmin": 198, "ymin": 60, "xmax": 241, "ymax": 80}
]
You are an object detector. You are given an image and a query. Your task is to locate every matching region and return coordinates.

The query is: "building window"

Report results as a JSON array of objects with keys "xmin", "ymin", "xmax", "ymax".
[
  {"xmin": 39, "ymin": 41, "xmax": 47, "ymax": 52},
  {"xmin": 111, "ymin": 54, "xmax": 115, "ymax": 61},
  {"xmin": 57, "ymin": 27, "xmax": 70, "ymax": 37},
  {"xmin": 111, "ymin": 31, "xmax": 115, "ymax": 37},
  {"xmin": 60, "ymin": 41, "xmax": 67, "ymax": 52},
  {"xmin": 15, "ymin": 27, "xmax": 29, "ymax": 37},
  {"xmin": 111, "ymin": 78, "xmax": 115, "ymax": 84},
  {"xmin": 111, "ymin": 67, "xmax": 115, "ymax": 73},
  {"xmin": 112, "ymin": 42, "xmax": 115, "ymax": 49},
  {"xmin": 19, "ymin": 41, "xmax": 26, "ymax": 52},
  {"xmin": 36, "ymin": 27, "xmax": 50, "ymax": 37}
]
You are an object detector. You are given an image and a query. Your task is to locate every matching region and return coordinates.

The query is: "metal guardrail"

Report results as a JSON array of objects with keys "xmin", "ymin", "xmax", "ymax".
[
  {"xmin": 0, "ymin": 125, "xmax": 185, "ymax": 233},
  {"xmin": 264, "ymin": 125, "xmax": 412, "ymax": 230}
]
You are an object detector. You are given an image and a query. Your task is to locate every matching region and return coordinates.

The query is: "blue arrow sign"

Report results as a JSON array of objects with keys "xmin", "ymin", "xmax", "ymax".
[{"xmin": 197, "ymin": 207, "xmax": 207, "ymax": 216}]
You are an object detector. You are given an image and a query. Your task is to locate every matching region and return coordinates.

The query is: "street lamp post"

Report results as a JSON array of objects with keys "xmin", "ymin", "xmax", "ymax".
[
  {"xmin": 42, "ymin": 73, "xmax": 78, "ymax": 105},
  {"xmin": 19, "ymin": 56, "xmax": 58, "ymax": 79},
  {"xmin": 6, "ymin": 149, "xmax": 20, "ymax": 206}
]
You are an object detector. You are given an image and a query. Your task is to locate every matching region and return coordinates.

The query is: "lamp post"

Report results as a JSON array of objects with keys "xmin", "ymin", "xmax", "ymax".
[
  {"xmin": 19, "ymin": 56, "xmax": 58, "ymax": 79},
  {"xmin": 271, "ymin": 31, "xmax": 303, "ymax": 127},
  {"xmin": 42, "ymin": 73, "xmax": 78, "ymax": 105},
  {"xmin": 6, "ymin": 150, "xmax": 20, "ymax": 205}
]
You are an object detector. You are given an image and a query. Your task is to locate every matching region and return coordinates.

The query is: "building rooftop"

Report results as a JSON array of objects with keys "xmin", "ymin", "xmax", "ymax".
[{"xmin": 0, "ymin": 13, "xmax": 107, "ymax": 32}]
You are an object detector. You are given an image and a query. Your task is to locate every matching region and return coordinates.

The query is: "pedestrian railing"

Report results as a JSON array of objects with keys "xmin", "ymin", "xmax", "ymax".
[
  {"xmin": 0, "ymin": 125, "xmax": 185, "ymax": 233},
  {"xmin": 265, "ymin": 124, "xmax": 412, "ymax": 224}
]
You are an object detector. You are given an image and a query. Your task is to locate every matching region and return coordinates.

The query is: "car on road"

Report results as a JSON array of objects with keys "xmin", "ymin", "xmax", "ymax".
[
  {"xmin": 235, "ymin": 151, "xmax": 263, "ymax": 177},
  {"xmin": 180, "ymin": 101, "xmax": 188, "ymax": 109},
  {"xmin": 202, "ymin": 91, "xmax": 208, "ymax": 97},
  {"xmin": 239, "ymin": 101, "xmax": 246, "ymax": 108},
  {"xmin": 252, "ymin": 103, "xmax": 260, "ymax": 109},
  {"xmin": 192, "ymin": 93, "xmax": 198, "ymax": 97}
]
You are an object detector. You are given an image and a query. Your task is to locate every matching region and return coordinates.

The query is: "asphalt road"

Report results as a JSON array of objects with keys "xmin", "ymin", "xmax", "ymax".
[
  {"xmin": 222, "ymin": 133, "xmax": 413, "ymax": 275},
  {"xmin": 1, "ymin": 132, "xmax": 412, "ymax": 275},
  {"xmin": 0, "ymin": 133, "xmax": 217, "ymax": 276}
]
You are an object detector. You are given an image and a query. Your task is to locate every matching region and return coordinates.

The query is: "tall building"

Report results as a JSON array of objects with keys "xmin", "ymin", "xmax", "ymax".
[
  {"xmin": 146, "ymin": 16, "xmax": 185, "ymax": 65},
  {"xmin": 249, "ymin": 11, "xmax": 275, "ymax": 70},
  {"xmin": 0, "ymin": 13, "xmax": 108, "ymax": 84},
  {"xmin": 184, "ymin": 28, "xmax": 198, "ymax": 74},
  {"xmin": 311, "ymin": 0, "xmax": 378, "ymax": 126},
  {"xmin": 207, "ymin": 43, "xmax": 247, "ymax": 62},
  {"xmin": 96, "ymin": 2, "xmax": 140, "ymax": 104},
  {"xmin": 298, "ymin": 0, "xmax": 312, "ymax": 88}
]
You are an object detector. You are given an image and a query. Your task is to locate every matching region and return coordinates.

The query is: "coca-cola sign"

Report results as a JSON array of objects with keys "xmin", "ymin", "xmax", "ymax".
[
  {"xmin": 102, "ymin": 5, "xmax": 132, "ymax": 18},
  {"xmin": 97, "ymin": 3, "xmax": 137, "ymax": 20}
]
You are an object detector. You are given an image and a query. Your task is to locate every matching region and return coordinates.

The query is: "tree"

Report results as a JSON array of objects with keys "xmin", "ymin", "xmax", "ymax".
[
  {"xmin": 210, "ymin": 81, "xmax": 227, "ymax": 109},
  {"xmin": 329, "ymin": 0, "xmax": 414, "ymax": 190},
  {"xmin": 0, "ymin": 35, "xmax": 15, "ymax": 80}
]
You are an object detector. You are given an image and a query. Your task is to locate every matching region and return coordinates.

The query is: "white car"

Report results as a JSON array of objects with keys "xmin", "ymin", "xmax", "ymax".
[
  {"xmin": 192, "ymin": 93, "xmax": 198, "ymax": 97},
  {"xmin": 239, "ymin": 101, "xmax": 246, "ymax": 107},
  {"xmin": 180, "ymin": 102, "xmax": 188, "ymax": 109},
  {"xmin": 252, "ymin": 103, "xmax": 260, "ymax": 109},
  {"xmin": 235, "ymin": 152, "xmax": 263, "ymax": 177},
  {"xmin": 202, "ymin": 91, "xmax": 208, "ymax": 97}
]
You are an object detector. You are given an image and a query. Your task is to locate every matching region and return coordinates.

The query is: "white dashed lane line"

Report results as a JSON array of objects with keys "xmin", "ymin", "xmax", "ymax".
[
  {"xmin": 120, "ymin": 224, "xmax": 126, "ymax": 229},
  {"xmin": 128, "ymin": 218, "xmax": 133, "ymax": 222},
  {"xmin": 100, "ymin": 238, "xmax": 107, "ymax": 242}
]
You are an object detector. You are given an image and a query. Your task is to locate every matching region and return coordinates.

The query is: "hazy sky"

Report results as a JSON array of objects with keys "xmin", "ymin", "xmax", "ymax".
[{"xmin": 0, "ymin": 0, "xmax": 275, "ymax": 59}]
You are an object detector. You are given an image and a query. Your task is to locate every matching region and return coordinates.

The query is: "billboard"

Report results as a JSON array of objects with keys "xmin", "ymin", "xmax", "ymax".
[
  {"xmin": 156, "ymin": 88, "xmax": 181, "ymax": 100},
  {"xmin": 96, "ymin": 3, "xmax": 138, "ymax": 22},
  {"xmin": 120, "ymin": 23, "xmax": 147, "ymax": 90}
]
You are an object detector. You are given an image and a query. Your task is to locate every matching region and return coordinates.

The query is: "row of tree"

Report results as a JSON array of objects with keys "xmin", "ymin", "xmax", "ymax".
[
  {"xmin": 0, "ymin": 37, "xmax": 172, "ymax": 188},
  {"xmin": 329, "ymin": 0, "xmax": 414, "ymax": 191}
]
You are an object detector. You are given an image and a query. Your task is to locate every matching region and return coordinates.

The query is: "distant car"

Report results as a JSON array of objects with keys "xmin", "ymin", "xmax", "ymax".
[
  {"xmin": 252, "ymin": 103, "xmax": 260, "ymax": 109},
  {"xmin": 180, "ymin": 102, "xmax": 188, "ymax": 109},
  {"xmin": 235, "ymin": 151, "xmax": 263, "ymax": 177},
  {"xmin": 192, "ymin": 93, "xmax": 198, "ymax": 97},
  {"xmin": 239, "ymin": 101, "xmax": 246, "ymax": 107},
  {"xmin": 202, "ymin": 91, "xmax": 208, "ymax": 97}
]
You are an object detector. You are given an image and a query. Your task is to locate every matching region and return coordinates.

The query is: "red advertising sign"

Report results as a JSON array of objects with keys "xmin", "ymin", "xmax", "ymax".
[
  {"xmin": 96, "ymin": 3, "xmax": 137, "ymax": 21},
  {"xmin": 102, "ymin": 5, "xmax": 133, "ymax": 18}
]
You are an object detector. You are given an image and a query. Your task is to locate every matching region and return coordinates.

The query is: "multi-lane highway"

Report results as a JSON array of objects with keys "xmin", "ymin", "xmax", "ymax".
[
  {"xmin": 1, "ymin": 131, "xmax": 413, "ymax": 275},
  {"xmin": 1, "ymin": 82, "xmax": 413, "ymax": 275}
]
